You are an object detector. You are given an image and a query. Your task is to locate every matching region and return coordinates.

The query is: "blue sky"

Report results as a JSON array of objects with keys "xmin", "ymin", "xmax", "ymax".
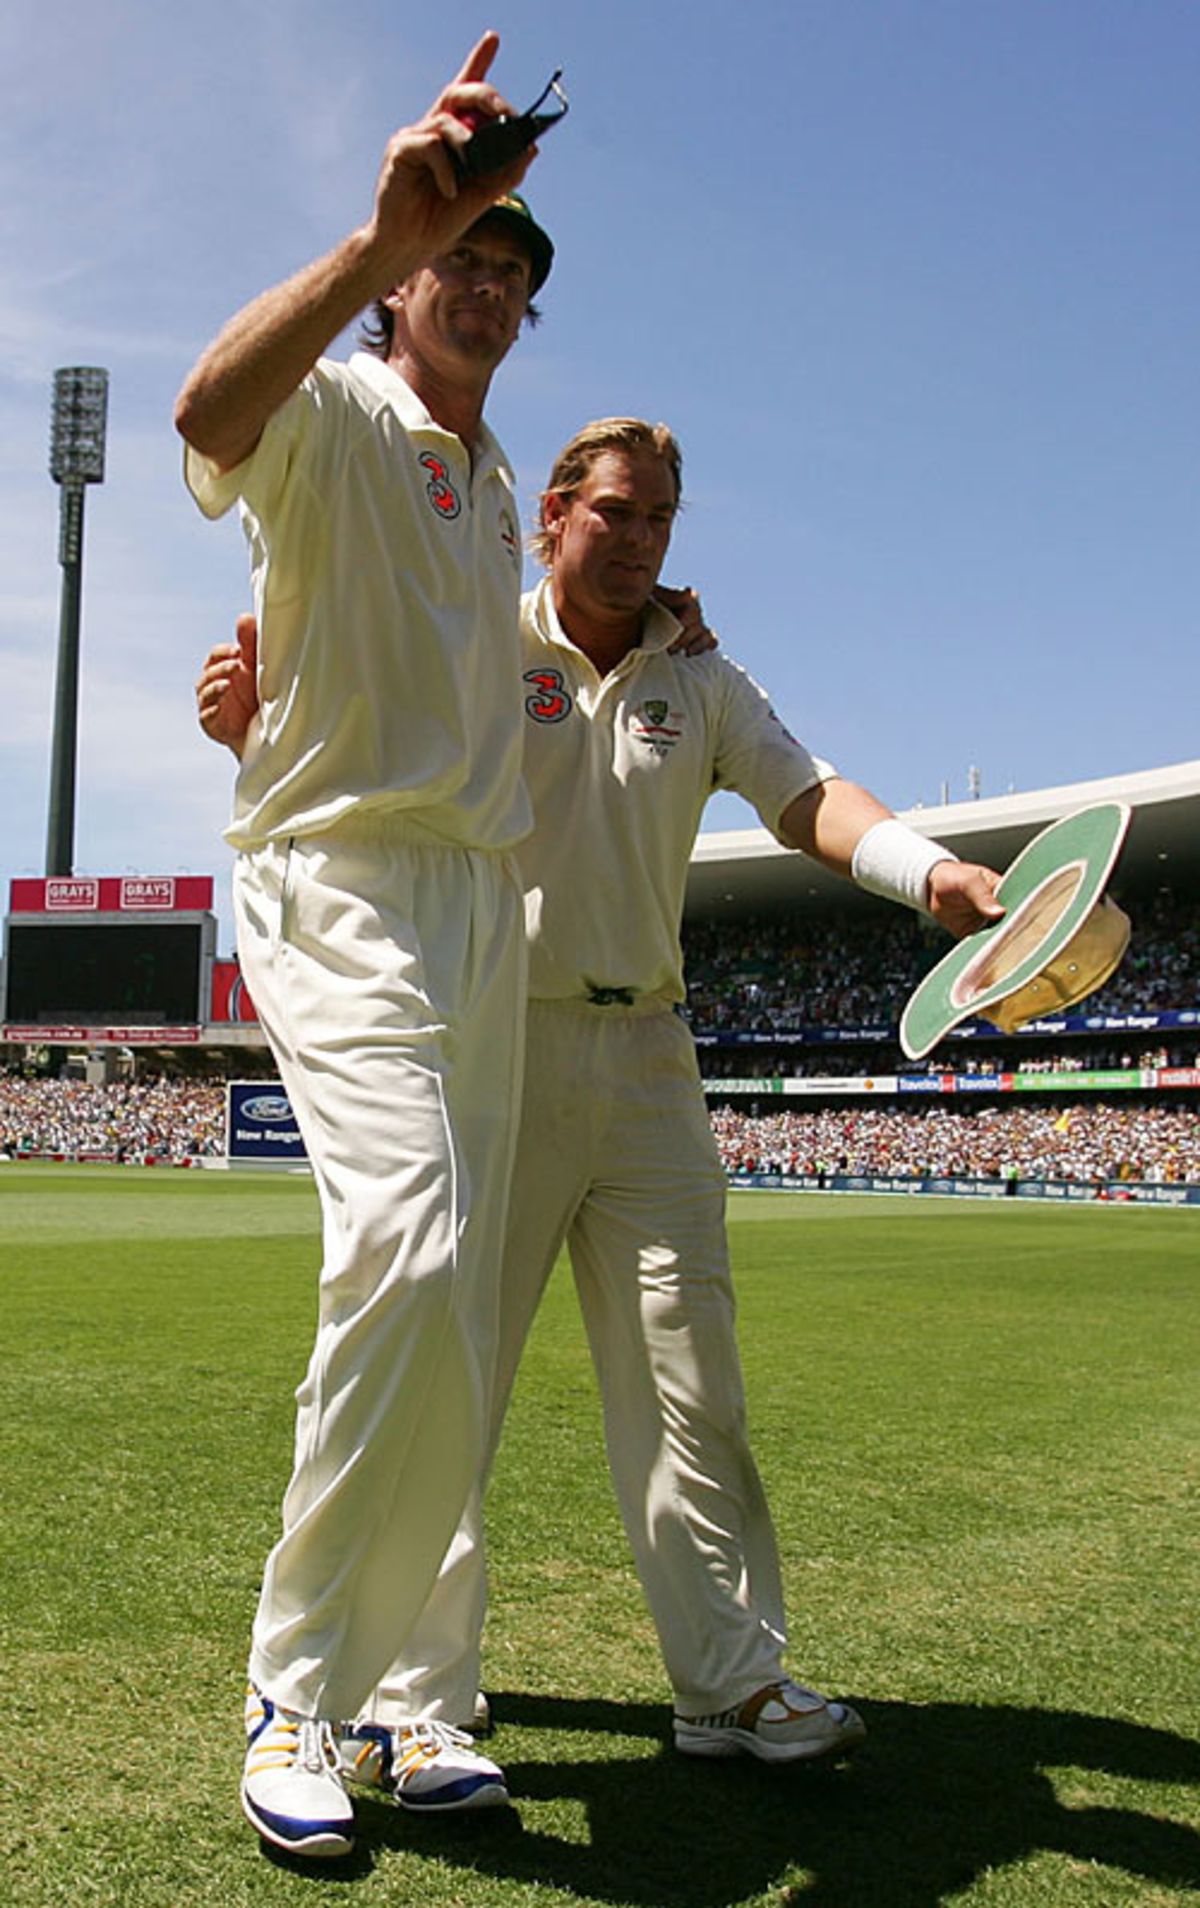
[{"xmin": 2, "ymin": 0, "xmax": 1196, "ymax": 951}]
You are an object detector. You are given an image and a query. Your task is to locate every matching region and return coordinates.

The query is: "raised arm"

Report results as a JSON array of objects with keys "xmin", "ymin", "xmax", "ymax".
[
  {"xmin": 173, "ymin": 33, "xmax": 534, "ymax": 470},
  {"xmin": 779, "ymin": 776, "xmax": 1004, "ymax": 939}
]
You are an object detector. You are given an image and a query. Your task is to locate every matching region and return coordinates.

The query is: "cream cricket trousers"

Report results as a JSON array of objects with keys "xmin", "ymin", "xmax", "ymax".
[
  {"xmin": 372, "ymin": 998, "xmax": 787, "ymax": 1722},
  {"xmin": 233, "ymin": 819, "xmax": 525, "ymax": 1723}
]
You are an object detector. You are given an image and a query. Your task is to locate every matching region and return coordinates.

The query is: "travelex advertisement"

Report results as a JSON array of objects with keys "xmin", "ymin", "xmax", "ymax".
[
  {"xmin": 701, "ymin": 1068, "xmax": 1200, "ymax": 1098},
  {"xmin": 226, "ymin": 1082, "xmax": 305, "ymax": 1161}
]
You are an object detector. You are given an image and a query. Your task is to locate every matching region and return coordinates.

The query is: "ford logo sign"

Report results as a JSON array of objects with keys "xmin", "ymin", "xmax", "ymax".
[{"xmin": 242, "ymin": 1094, "xmax": 293, "ymax": 1123}]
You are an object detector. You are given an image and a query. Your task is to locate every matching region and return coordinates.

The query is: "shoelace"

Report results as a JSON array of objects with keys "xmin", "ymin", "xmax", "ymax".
[
  {"xmin": 249, "ymin": 1709, "xmax": 340, "ymax": 1775},
  {"xmin": 398, "ymin": 1719, "xmax": 474, "ymax": 1757},
  {"xmin": 295, "ymin": 1717, "xmax": 340, "ymax": 1773}
]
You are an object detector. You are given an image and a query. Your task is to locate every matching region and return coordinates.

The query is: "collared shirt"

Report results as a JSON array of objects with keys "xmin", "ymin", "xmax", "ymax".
[
  {"xmin": 517, "ymin": 579, "xmax": 833, "ymax": 1004},
  {"xmin": 185, "ymin": 352, "xmax": 531, "ymax": 853}
]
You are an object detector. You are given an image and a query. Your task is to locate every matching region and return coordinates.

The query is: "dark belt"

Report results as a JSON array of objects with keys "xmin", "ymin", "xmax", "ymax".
[{"xmin": 586, "ymin": 985, "xmax": 637, "ymax": 1007}]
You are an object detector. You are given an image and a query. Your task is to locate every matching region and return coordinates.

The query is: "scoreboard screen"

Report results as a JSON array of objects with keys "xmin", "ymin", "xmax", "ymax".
[{"xmin": 3, "ymin": 920, "xmax": 207, "ymax": 1027}]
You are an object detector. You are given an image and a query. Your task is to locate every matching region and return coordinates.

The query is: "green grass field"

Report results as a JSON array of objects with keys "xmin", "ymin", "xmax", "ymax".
[{"xmin": 1, "ymin": 1165, "xmax": 1197, "ymax": 1907}]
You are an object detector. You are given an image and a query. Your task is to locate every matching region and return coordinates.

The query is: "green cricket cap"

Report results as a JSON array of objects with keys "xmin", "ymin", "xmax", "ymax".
[
  {"xmin": 899, "ymin": 802, "xmax": 1133, "ymax": 1062},
  {"xmin": 477, "ymin": 192, "xmax": 554, "ymax": 295}
]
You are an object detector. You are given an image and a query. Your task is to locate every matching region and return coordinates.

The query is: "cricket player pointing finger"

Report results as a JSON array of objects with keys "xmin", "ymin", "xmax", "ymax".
[{"xmin": 176, "ymin": 35, "xmax": 556, "ymax": 1861}]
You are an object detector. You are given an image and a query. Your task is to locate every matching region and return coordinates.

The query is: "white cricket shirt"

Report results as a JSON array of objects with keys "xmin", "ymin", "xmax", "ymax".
[
  {"xmin": 517, "ymin": 580, "xmax": 833, "ymax": 1004},
  {"xmin": 185, "ymin": 353, "xmax": 531, "ymax": 853}
]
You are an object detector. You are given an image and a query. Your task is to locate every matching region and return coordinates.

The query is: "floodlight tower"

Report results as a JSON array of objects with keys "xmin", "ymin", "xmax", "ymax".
[{"xmin": 46, "ymin": 365, "xmax": 109, "ymax": 876}]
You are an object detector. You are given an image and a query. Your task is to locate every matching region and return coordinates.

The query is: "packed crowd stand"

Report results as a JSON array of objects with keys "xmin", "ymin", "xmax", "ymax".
[
  {"xmin": 710, "ymin": 1102, "xmax": 1200, "ymax": 1186},
  {"xmin": 681, "ymin": 893, "xmax": 1200, "ymax": 1035},
  {"xmin": 0, "ymin": 1073, "xmax": 225, "ymax": 1162},
  {"xmin": 5, "ymin": 1068, "xmax": 1195, "ymax": 1187},
  {"xmin": 3, "ymin": 895, "xmax": 1197, "ymax": 1182}
]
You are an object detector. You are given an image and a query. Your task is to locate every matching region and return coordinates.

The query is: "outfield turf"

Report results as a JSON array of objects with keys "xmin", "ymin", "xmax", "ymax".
[{"xmin": 1, "ymin": 1164, "xmax": 1197, "ymax": 1906}]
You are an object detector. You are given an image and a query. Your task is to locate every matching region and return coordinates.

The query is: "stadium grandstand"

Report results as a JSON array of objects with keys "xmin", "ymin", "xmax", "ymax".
[{"xmin": 3, "ymin": 759, "xmax": 1198, "ymax": 1199}]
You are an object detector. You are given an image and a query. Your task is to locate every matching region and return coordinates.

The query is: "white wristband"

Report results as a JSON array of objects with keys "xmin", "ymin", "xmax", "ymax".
[{"xmin": 850, "ymin": 818, "xmax": 956, "ymax": 915}]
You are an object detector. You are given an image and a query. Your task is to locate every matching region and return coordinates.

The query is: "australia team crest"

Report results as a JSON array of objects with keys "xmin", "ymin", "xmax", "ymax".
[{"xmin": 630, "ymin": 698, "xmax": 683, "ymax": 755}]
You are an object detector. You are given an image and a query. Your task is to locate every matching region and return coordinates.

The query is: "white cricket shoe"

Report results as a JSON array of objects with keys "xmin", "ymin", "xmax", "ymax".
[
  {"xmin": 242, "ymin": 1684, "xmax": 355, "ymax": 1858},
  {"xmin": 337, "ymin": 1719, "xmax": 509, "ymax": 1812},
  {"xmin": 674, "ymin": 1677, "xmax": 867, "ymax": 1764}
]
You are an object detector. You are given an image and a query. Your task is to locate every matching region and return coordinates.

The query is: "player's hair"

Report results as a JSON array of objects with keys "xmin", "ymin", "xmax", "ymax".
[
  {"xmin": 531, "ymin": 418, "xmax": 683, "ymax": 566},
  {"xmin": 358, "ymin": 292, "xmax": 542, "ymax": 356}
]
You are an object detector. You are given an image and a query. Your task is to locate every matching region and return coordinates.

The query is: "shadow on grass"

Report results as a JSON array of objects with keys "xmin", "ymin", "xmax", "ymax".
[{"xmin": 352, "ymin": 1693, "xmax": 1200, "ymax": 1906}]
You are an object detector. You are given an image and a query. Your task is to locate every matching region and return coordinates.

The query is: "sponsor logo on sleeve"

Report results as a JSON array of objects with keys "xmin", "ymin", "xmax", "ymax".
[
  {"xmin": 499, "ymin": 505, "xmax": 521, "ymax": 569},
  {"xmin": 767, "ymin": 708, "xmax": 801, "ymax": 745}
]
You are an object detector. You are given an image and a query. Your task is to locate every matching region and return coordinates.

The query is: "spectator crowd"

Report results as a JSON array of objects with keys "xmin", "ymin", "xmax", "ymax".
[
  {"xmin": 0, "ymin": 1073, "xmax": 225, "ymax": 1163},
  {"xmin": 3, "ymin": 1070, "xmax": 1197, "ymax": 1187},
  {"xmin": 682, "ymin": 894, "xmax": 1200, "ymax": 1034},
  {"xmin": 710, "ymin": 1102, "xmax": 1200, "ymax": 1186}
]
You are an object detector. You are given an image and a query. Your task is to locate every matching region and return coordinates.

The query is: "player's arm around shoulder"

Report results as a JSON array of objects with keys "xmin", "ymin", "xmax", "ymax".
[
  {"xmin": 655, "ymin": 584, "xmax": 716, "ymax": 658},
  {"xmin": 197, "ymin": 616, "xmax": 259, "ymax": 760}
]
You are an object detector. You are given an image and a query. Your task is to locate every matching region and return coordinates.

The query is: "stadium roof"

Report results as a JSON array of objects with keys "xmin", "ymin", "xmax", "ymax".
[{"xmin": 685, "ymin": 758, "xmax": 1200, "ymax": 919}]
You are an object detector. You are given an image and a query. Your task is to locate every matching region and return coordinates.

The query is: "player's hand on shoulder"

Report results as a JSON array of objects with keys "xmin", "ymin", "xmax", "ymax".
[
  {"xmin": 928, "ymin": 860, "xmax": 1005, "ymax": 940},
  {"xmin": 196, "ymin": 613, "xmax": 260, "ymax": 757},
  {"xmin": 656, "ymin": 584, "xmax": 718, "ymax": 657}
]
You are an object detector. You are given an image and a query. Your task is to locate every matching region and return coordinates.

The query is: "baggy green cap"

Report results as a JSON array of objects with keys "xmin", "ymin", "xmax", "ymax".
[
  {"xmin": 899, "ymin": 802, "xmax": 1132, "ymax": 1061},
  {"xmin": 476, "ymin": 192, "xmax": 554, "ymax": 294}
]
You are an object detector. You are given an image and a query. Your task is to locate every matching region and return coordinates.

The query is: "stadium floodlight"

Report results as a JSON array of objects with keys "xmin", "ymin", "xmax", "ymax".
[
  {"xmin": 49, "ymin": 367, "xmax": 108, "ymax": 485},
  {"xmin": 45, "ymin": 366, "xmax": 109, "ymax": 876}
]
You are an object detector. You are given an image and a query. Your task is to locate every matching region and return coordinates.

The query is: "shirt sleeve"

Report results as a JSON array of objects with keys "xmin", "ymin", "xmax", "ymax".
[
  {"xmin": 181, "ymin": 363, "xmax": 337, "ymax": 521},
  {"xmin": 709, "ymin": 655, "xmax": 836, "ymax": 844}
]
